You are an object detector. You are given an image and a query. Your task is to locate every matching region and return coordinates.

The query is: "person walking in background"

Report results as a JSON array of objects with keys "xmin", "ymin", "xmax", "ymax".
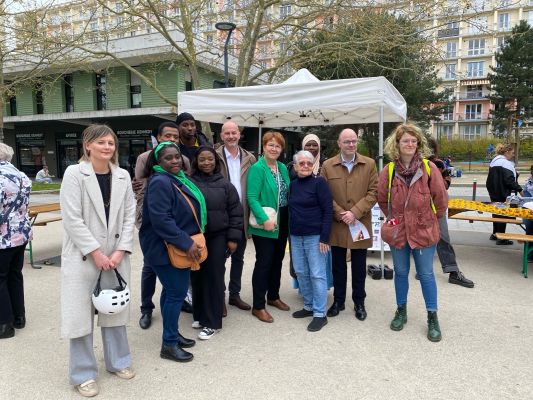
[
  {"xmin": 427, "ymin": 138, "xmax": 474, "ymax": 288},
  {"xmin": 133, "ymin": 122, "xmax": 192, "ymax": 331},
  {"xmin": 139, "ymin": 141, "xmax": 203, "ymax": 363},
  {"xmin": 190, "ymin": 146, "xmax": 243, "ymax": 340},
  {"xmin": 247, "ymin": 131, "xmax": 291, "ymax": 323},
  {"xmin": 486, "ymin": 143, "xmax": 523, "ymax": 245},
  {"xmin": 176, "ymin": 112, "xmax": 211, "ymax": 161},
  {"xmin": 35, "ymin": 165, "xmax": 53, "ymax": 183},
  {"xmin": 216, "ymin": 121, "xmax": 256, "ymax": 312},
  {"xmin": 320, "ymin": 128, "xmax": 378, "ymax": 321},
  {"xmin": 60, "ymin": 124, "xmax": 136, "ymax": 397},
  {"xmin": 377, "ymin": 123, "xmax": 448, "ymax": 342},
  {"xmin": 289, "ymin": 150, "xmax": 333, "ymax": 332},
  {"xmin": 0, "ymin": 143, "xmax": 32, "ymax": 339}
]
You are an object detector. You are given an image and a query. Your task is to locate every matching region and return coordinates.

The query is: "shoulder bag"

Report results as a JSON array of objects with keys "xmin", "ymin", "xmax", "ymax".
[{"xmin": 165, "ymin": 184, "xmax": 207, "ymax": 271}]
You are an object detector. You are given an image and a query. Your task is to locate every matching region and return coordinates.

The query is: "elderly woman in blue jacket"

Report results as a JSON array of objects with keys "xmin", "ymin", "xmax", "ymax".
[{"xmin": 139, "ymin": 142, "xmax": 206, "ymax": 363}]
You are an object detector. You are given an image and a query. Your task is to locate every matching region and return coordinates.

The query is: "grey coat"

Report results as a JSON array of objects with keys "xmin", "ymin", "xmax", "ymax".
[{"xmin": 60, "ymin": 161, "xmax": 135, "ymax": 339}]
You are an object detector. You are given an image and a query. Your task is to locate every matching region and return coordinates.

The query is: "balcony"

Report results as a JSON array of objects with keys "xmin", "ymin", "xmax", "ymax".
[
  {"xmin": 437, "ymin": 28, "xmax": 459, "ymax": 38},
  {"xmin": 457, "ymin": 112, "xmax": 490, "ymax": 121},
  {"xmin": 457, "ymin": 93, "xmax": 489, "ymax": 101}
]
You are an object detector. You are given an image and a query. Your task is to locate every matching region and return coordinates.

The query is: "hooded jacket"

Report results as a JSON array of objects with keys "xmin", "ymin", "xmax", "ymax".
[{"xmin": 486, "ymin": 155, "xmax": 522, "ymax": 201}]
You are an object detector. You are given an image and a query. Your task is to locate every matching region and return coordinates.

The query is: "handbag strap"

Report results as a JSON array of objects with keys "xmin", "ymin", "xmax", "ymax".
[{"xmin": 173, "ymin": 183, "xmax": 202, "ymax": 232}]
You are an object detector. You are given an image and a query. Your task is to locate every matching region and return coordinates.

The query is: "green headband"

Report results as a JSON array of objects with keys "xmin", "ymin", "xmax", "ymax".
[{"xmin": 154, "ymin": 141, "xmax": 180, "ymax": 160}]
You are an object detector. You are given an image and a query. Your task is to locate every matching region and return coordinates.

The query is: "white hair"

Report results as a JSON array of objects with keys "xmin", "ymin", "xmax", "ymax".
[
  {"xmin": 0, "ymin": 143, "xmax": 14, "ymax": 162},
  {"xmin": 293, "ymin": 150, "xmax": 314, "ymax": 163}
]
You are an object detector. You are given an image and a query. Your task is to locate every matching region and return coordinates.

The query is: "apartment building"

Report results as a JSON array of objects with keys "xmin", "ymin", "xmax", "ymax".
[{"xmin": 429, "ymin": 0, "xmax": 533, "ymax": 140}]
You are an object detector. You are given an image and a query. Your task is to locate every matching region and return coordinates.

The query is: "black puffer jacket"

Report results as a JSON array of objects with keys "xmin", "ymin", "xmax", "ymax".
[
  {"xmin": 191, "ymin": 172, "xmax": 243, "ymax": 241},
  {"xmin": 486, "ymin": 155, "xmax": 522, "ymax": 201}
]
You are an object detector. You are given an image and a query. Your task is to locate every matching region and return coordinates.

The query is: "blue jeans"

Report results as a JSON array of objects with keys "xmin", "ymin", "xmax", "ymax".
[
  {"xmin": 290, "ymin": 235, "xmax": 328, "ymax": 317},
  {"xmin": 390, "ymin": 244, "xmax": 438, "ymax": 312},
  {"xmin": 151, "ymin": 263, "xmax": 190, "ymax": 346}
]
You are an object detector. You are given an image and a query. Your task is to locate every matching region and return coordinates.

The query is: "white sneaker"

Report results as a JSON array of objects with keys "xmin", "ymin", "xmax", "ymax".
[
  {"xmin": 198, "ymin": 327, "xmax": 217, "ymax": 340},
  {"xmin": 191, "ymin": 321, "xmax": 203, "ymax": 329},
  {"xmin": 75, "ymin": 379, "xmax": 99, "ymax": 397}
]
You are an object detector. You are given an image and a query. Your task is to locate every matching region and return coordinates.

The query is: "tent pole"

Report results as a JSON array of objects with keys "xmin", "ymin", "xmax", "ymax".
[
  {"xmin": 379, "ymin": 106, "xmax": 386, "ymax": 278},
  {"xmin": 257, "ymin": 123, "xmax": 263, "ymax": 156}
]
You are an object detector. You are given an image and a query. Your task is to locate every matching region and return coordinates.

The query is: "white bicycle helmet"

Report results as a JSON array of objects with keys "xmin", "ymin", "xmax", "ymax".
[{"xmin": 92, "ymin": 270, "xmax": 130, "ymax": 315}]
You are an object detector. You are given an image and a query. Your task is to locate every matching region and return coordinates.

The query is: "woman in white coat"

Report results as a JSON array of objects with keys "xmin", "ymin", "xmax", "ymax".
[{"xmin": 60, "ymin": 124, "xmax": 136, "ymax": 398}]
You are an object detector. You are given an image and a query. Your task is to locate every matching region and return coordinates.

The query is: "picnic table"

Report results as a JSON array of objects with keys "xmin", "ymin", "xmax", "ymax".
[{"xmin": 27, "ymin": 202, "xmax": 62, "ymax": 268}]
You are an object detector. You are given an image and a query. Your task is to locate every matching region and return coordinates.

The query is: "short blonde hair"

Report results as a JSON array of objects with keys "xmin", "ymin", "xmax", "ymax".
[
  {"xmin": 384, "ymin": 123, "xmax": 431, "ymax": 161},
  {"xmin": 0, "ymin": 143, "xmax": 14, "ymax": 162},
  {"xmin": 262, "ymin": 130, "xmax": 285, "ymax": 149},
  {"xmin": 495, "ymin": 143, "xmax": 513, "ymax": 155},
  {"xmin": 80, "ymin": 124, "xmax": 119, "ymax": 165}
]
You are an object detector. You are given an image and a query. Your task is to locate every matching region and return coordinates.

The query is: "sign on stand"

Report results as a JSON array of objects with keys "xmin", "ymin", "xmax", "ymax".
[{"xmin": 370, "ymin": 204, "xmax": 390, "ymax": 252}]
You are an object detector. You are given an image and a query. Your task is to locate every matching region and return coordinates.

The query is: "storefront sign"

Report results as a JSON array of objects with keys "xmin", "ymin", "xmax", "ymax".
[
  {"xmin": 116, "ymin": 129, "xmax": 152, "ymax": 138},
  {"xmin": 16, "ymin": 133, "xmax": 44, "ymax": 140},
  {"xmin": 56, "ymin": 132, "xmax": 81, "ymax": 139}
]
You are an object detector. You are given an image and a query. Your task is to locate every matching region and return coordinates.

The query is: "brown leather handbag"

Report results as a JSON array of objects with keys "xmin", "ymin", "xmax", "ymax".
[{"xmin": 165, "ymin": 184, "xmax": 207, "ymax": 271}]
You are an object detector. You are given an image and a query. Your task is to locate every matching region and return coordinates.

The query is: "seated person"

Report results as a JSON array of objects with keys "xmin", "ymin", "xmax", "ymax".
[{"xmin": 35, "ymin": 166, "xmax": 53, "ymax": 183}]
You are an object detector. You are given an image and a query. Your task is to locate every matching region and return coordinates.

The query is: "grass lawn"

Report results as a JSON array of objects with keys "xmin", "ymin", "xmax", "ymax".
[{"xmin": 31, "ymin": 182, "xmax": 61, "ymax": 191}]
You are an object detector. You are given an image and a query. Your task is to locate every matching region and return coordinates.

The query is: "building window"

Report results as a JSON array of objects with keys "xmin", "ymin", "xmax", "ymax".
[
  {"xmin": 64, "ymin": 75, "xmax": 74, "ymax": 112},
  {"xmin": 528, "ymin": 11, "xmax": 533, "ymax": 27},
  {"xmin": 466, "ymin": 61, "xmax": 484, "ymax": 77},
  {"xmin": 467, "ymin": 39, "xmax": 485, "ymax": 56},
  {"xmin": 192, "ymin": 20, "xmax": 200, "ymax": 33},
  {"xmin": 444, "ymin": 63, "xmax": 456, "ymax": 80},
  {"xmin": 9, "ymin": 96, "xmax": 17, "ymax": 116},
  {"xmin": 496, "ymin": 36, "xmax": 508, "ymax": 52},
  {"xmin": 130, "ymin": 70, "xmax": 142, "ymax": 108},
  {"xmin": 438, "ymin": 124, "xmax": 454, "ymax": 140},
  {"xmin": 442, "ymin": 105, "xmax": 454, "ymax": 120},
  {"xmin": 280, "ymin": 4, "xmax": 292, "ymax": 18},
  {"xmin": 206, "ymin": 34, "xmax": 213, "ymax": 44},
  {"xmin": 96, "ymin": 73, "xmax": 107, "ymax": 111},
  {"xmin": 467, "ymin": 16, "xmax": 487, "ymax": 34},
  {"xmin": 466, "ymin": 85, "xmax": 483, "ymax": 99},
  {"xmin": 500, "ymin": 0, "xmax": 511, "ymax": 7},
  {"xmin": 498, "ymin": 13, "xmax": 510, "ymax": 31},
  {"xmin": 35, "ymin": 85, "xmax": 44, "ymax": 114},
  {"xmin": 445, "ymin": 42, "xmax": 457, "ymax": 58},
  {"xmin": 206, "ymin": 1, "xmax": 213, "ymax": 13},
  {"xmin": 461, "ymin": 124, "xmax": 486, "ymax": 139},
  {"xmin": 90, "ymin": 22, "xmax": 98, "ymax": 31},
  {"xmin": 185, "ymin": 81, "xmax": 193, "ymax": 91},
  {"xmin": 465, "ymin": 104, "xmax": 482, "ymax": 120},
  {"xmin": 115, "ymin": 2, "xmax": 123, "ymax": 12}
]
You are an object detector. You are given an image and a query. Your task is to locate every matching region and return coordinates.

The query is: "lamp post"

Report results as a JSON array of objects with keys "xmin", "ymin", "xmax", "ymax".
[{"xmin": 215, "ymin": 21, "xmax": 236, "ymax": 88}]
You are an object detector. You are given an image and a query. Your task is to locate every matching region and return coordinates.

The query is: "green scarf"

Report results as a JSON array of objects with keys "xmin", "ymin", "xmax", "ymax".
[{"xmin": 153, "ymin": 165, "xmax": 207, "ymax": 232}]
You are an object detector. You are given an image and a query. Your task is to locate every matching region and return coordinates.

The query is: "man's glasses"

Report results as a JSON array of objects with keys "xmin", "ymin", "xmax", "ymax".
[{"xmin": 342, "ymin": 140, "xmax": 358, "ymax": 145}]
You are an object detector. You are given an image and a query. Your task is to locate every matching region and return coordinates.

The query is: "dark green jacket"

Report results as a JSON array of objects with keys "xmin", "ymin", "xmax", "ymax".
[{"xmin": 246, "ymin": 156, "xmax": 290, "ymax": 239}]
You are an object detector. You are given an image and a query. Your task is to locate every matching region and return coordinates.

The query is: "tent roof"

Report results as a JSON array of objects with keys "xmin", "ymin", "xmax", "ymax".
[{"xmin": 177, "ymin": 69, "xmax": 406, "ymax": 128}]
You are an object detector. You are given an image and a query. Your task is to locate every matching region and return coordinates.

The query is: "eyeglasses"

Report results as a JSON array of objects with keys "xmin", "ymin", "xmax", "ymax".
[
  {"xmin": 341, "ymin": 140, "xmax": 358, "ymax": 145},
  {"xmin": 399, "ymin": 139, "xmax": 418, "ymax": 145},
  {"xmin": 297, "ymin": 161, "xmax": 313, "ymax": 167}
]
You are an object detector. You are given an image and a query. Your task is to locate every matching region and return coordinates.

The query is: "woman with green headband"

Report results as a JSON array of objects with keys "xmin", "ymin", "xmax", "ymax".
[{"xmin": 139, "ymin": 141, "xmax": 206, "ymax": 363}]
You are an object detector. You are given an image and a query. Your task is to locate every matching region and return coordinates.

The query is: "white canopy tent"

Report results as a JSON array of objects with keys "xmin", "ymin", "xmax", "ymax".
[{"xmin": 178, "ymin": 68, "xmax": 407, "ymax": 274}]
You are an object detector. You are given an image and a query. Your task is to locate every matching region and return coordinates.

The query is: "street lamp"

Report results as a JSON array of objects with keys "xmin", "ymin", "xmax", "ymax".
[{"xmin": 215, "ymin": 21, "xmax": 236, "ymax": 88}]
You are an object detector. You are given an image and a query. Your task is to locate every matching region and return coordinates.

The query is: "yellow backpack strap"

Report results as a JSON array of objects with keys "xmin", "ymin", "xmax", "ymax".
[
  {"xmin": 387, "ymin": 162, "xmax": 394, "ymax": 217},
  {"xmin": 423, "ymin": 159, "xmax": 437, "ymax": 215}
]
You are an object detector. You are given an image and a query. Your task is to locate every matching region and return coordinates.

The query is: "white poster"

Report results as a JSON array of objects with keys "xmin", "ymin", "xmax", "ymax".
[{"xmin": 370, "ymin": 204, "xmax": 390, "ymax": 252}]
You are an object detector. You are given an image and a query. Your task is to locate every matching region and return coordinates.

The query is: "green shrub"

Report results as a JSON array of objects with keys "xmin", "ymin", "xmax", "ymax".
[{"xmin": 438, "ymin": 138, "xmax": 533, "ymax": 161}]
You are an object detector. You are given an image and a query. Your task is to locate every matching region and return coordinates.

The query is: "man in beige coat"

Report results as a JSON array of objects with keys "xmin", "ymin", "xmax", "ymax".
[
  {"xmin": 320, "ymin": 128, "xmax": 378, "ymax": 321},
  {"xmin": 216, "ymin": 121, "xmax": 256, "ymax": 311}
]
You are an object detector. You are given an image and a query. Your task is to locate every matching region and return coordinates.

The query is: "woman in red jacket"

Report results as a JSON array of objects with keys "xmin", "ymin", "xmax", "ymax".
[{"xmin": 377, "ymin": 123, "xmax": 448, "ymax": 342}]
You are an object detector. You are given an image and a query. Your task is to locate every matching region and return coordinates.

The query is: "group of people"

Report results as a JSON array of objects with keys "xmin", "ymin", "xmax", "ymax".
[{"xmin": 1, "ymin": 115, "xmax": 490, "ymax": 398}]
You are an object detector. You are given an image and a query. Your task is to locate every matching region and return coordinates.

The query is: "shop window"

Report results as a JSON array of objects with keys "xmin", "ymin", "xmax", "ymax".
[
  {"xmin": 9, "ymin": 96, "xmax": 17, "ymax": 116},
  {"xmin": 64, "ymin": 74, "xmax": 74, "ymax": 112},
  {"xmin": 185, "ymin": 81, "xmax": 193, "ymax": 91},
  {"xmin": 96, "ymin": 73, "xmax": 107, "ymax": 110},
  {"xmin": 35, "ymin": 85, "xmax": 44, "ymax": 114}
]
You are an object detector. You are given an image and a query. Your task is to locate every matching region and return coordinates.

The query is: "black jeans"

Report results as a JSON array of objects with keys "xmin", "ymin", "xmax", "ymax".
[
  {"xmin": 191, "ymin": 233, "xmax": 226, "ymax": 329},
  {"xmin": 251, "ymin": 206, "xmax": 289, "ymax": 310},
  {"xmin": 331, "ymin": 246, "xmax": 367, "ymax": 307},
  {"xmin": 140, "ymin": 264, "xmax": 157, "ymax": 315},
  {"xmin": 227, "ymin": 230, "xmax": 247, "ymax": 297},
  {"xmin": 0, "ymin": 243, "xmax": 27, "ymax": 324}
]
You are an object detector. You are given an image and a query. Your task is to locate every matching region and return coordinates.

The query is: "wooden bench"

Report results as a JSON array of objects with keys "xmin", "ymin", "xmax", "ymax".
[
  {"xmin": 27, "ymin": 203, "xmax": 62, "ymax": 268},
  {"xmin": 33, "ymin": 216, "xmax": 63, "ymax": 226},
  {"xmin": 495, "ymin": 233, "xmax": 533, "ymax": 278},
  {"xmin": 449, "ymin": 215, "xmax": 523, "ymax": 225}
]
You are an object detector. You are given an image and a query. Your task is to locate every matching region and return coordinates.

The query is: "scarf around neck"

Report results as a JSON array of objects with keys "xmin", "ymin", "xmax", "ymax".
[
  {"xmin": 153, "ymin": 165, "xmax": 207, "ymax": 231},
  {"xmin": 395, "ymin": 153, "xmax": 422, "ymax": 184}
]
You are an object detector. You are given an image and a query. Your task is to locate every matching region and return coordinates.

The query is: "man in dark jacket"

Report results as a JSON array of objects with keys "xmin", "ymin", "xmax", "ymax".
[
  {"xmin": 176, "ymin": 112, "xmax": 211, "ymax": 160},
  {"xmin": 428, "ymin": 138, "xmax": 474, "ymax": 288},
  {"xmin": 216, "ymin": 121, "xmax": 256, "ymax": 312}
]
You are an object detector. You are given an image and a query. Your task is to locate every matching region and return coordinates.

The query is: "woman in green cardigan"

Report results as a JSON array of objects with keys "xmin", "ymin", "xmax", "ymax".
[{"xmin": 247, "ymin": 131, "xmax": 291, "ymax": 323}]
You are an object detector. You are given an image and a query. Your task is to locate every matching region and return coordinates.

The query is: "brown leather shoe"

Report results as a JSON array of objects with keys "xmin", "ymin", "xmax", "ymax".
[
  {"xmin": 223, "ymin": 302, "xmax": 227, "ymax": 318},
  {"xmin": 252, "ymin": 308, "xmax": 274, "ymax": 323},
  {"xmin": 229, "ymin": 295, "xmax": 252, "ymax": 311},
  {"xmin": 267, "ymin": 299, "xmax": 290, "ymax": 311}
]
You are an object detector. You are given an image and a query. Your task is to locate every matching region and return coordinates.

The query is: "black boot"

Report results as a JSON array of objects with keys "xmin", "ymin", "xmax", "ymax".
[
  {"xmin": 13, "ymin": 316, "xmax": 26, "ymax": 329},
  {"xmin": 0, "ymin": 323, "xmax": 15, "ymax": 339},
  {"xmin": 160, "ymin": 344, "xmax": 194, "ymax": 362},
  {"xmin": 177, "ymin": 332, "xmax": 196, "ymax": 348},
  {"xmin": 448, "ymin": 271, "xmax": 474, "ymax": 288},
  {"xmin": 427, "ymin": 311, "xmax": 442, "ymax": 342},
  {"xmin": 390, "ymin": 305, "xmax": 407, "ymax": 331}
]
